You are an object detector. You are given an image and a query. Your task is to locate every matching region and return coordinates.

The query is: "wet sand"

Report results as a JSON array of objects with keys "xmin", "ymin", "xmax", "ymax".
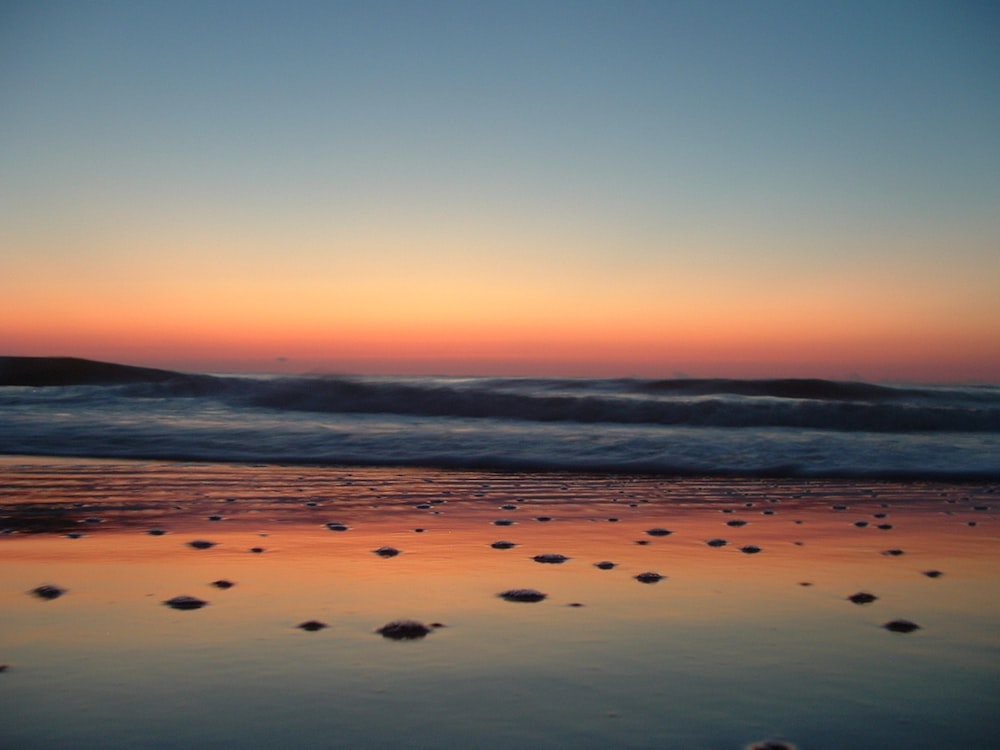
[{"xmin": 1, "ymin": 457, "xmax": 998, "ymax": 749}]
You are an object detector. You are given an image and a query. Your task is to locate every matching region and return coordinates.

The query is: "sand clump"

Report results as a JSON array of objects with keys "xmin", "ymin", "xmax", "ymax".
[
  {"xmin": 635, "ymin": 572, "xmax": 664, "ymax": 583},
  {"xmin": 848, "ymin": 592, "xmax": 878, "ymax": 604},
  {"xmin": 883, "ymin": 619, "xmax": 921, "ymax": 633},
  {"xmin": 163, "ymin": 595, "xmax": 208, "ymax": 610},
  {"xmin": 499, "ymin": 589, "xmax": 547, "ymax": 602},
  {"xmin": 30, "ymin": 584, "xmax": 66, "ymax": 600},
  {"xmin": 376, "ymin": 620, "xmax": 433, "ymax": 640},
  {"xmin": 297, "ymin": 620, "xmax": 328, "ymax": 632},
  {"xmin": 532, "ymin": 553, "xmax": 569, "ymax": 564}
]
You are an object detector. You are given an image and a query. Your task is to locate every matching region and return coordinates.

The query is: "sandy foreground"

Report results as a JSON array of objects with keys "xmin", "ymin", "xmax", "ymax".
[{"xmin": 1, "ymin": 456, "xmax": 998, "ymax": 750}]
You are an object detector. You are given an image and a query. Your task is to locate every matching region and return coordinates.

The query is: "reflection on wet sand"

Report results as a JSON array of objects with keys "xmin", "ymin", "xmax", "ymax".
[{"xmin": 1, "ymin": 458, "xmax": 998, "ymax": 749}]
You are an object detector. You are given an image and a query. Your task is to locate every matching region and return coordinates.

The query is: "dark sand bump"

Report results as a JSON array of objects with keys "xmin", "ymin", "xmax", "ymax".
[
  {"xmin": 645, "ymin": 527, "xmax": 672, "ymax": 537},
  {"xmin": 250, "ymin": 547, "xmax": 265, "ymax": 553},
  {"xmin": 499, "ymin": 589, "xmax": 547, "ymax": 602},
  {"xmin": 740, "ymin": 544, "xmax": 762, "ymax": 554},
  {"xmin": 325, "ymin": 522, "xmax": 349, "ymax": 531},
  {"xmin": 373, "ymin": 546, "xmax": 401, "ymax": 557},
  {"xmin": 876, "ymin": 524, "xmax": 894, "ymax": 530},
  {"xmin": 705, "ymin": 538, "xmax": 728, "ymax": 547},
  {"xmin": 31, "ymin": 584, "xmax": 66, "ymax": 600},
  {"xmin": 848, "ymin": 592, "xmax": 878, "ymax": 604},
  {"xmin": 211, "ymin": 580, "xmax": 235, "ymax": 589},
  {"xmin": 297, "ymin": 620, "xmax": 328, "ymax": 632},
  {"xmin": 376, "ymin": 620, "xmax": 433, "ymax": 640},
  {"xmin": 853, "ymin": 520, "xmax": 869, "ymax": 527},
  {"xmin": 66, "ymin": 532, "xmax": 84, "ymax": 539},
  {"xmin": 883, "ymin": 619, "xmax": 921, "ymax": 633},
  {"xmin": 594, "ymin": 561, "xmax": 616, "ymax": 570},
  {"xmin": 882, "ymin": 548, "xmax": 904, "ymax": 556},
  {"xmin": 163, "ymin": 595, "xmax": 208, "ymax": 610},
  {"xmin": 187, "ymin": 540, "xmax": 216, "ymax": 549},
  {"xmin": 207, "ymin": 515, "xmax": 223, "ymax": 521},
  {"xmin": 493, "ymin": 519, "xmax": 515, "ymax": 526},
  {"xmin": 923, "ymin": 570, "xmax": 944, "ymax": 578},
  {"xmin": 147, "ymin": 528, "xmax": 167, "ymax": 536},
  {"xmin": 746, "ymin": 741, "xmax": 797, "ymax": 750},
  {"xmin": 635, "ymin": 572, "xmax": 664, "ymax": 583},
  {"xmin": 535, "ymin": 516, "xmax": 553, "ymax": 522},
  {"xmin": 532, "ymin": 553, "xmax": 569, "ymax": 564},
  {"xmin": 726, "ymin": 519, "xmax": 748, "ymax": 527},
  {"xmin": 490, "ymin": 541, "xmax": 517, "ymax": 549}
]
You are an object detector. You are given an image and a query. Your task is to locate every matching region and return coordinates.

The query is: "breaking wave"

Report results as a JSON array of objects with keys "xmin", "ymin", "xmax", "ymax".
[{"xmin": 2, "ymin": 358, "xmax": 999, "ymax": 478}]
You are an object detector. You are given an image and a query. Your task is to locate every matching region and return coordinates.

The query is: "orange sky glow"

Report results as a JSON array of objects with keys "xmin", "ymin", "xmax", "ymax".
[{"xmin": 3, "ymin": 2, "xmax": 998, "ymax": 383}]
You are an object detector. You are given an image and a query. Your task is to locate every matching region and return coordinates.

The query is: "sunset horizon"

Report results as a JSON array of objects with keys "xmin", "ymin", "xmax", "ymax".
[
  {"xmin": 3, "ymin": 348, "xmax": 999, "ymax": 385},
  {"xmin": 4, "ymin": 2, "xmax": 998, "ymax": 387}
]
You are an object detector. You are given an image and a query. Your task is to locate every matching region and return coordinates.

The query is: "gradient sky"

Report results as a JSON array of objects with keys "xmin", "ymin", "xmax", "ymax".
[{"xmin": 2, "ymin": 0, "xmax": 998, "ymax": 381}]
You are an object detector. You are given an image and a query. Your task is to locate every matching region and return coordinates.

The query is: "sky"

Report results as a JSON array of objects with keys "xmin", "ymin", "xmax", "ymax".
[{"xmin": 2, "ymin": 0, "xmax": 998, "ymax": 381}]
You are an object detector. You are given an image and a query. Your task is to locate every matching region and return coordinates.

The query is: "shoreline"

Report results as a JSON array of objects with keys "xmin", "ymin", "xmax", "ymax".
[{"xmin": 3, "ymin": 452, "xmax": 999, "ymax": 484}]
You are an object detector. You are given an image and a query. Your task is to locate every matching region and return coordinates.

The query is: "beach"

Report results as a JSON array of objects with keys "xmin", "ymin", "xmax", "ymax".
[{"xmin": 2, "ymin": 456, "xmax": 998, "ymax": 749}]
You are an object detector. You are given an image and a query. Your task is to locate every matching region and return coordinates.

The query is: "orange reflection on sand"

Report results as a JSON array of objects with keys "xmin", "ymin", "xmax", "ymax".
[
  {"xmin": 2, "ymin": 459, "xmax": 997, "ymax": 640},
  {"xmin": 3, "ymin": 459, "xmax": 1000, "ymax": 750}
]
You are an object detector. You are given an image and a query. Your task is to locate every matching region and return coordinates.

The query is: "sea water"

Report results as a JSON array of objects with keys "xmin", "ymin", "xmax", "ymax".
[{"xmin": 1, "ymin": 359, "xmax": 999, "ymax": 478}]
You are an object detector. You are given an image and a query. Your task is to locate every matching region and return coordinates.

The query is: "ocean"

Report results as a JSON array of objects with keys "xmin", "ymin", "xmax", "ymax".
[{"xmin": 2, "ymin": 357, "xmax": 999, "ymax": 479}]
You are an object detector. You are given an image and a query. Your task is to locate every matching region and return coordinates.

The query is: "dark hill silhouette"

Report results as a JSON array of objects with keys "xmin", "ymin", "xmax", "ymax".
[{"xmin": 0, "ymin": 356, "xmax": 183, "ymax": 386}]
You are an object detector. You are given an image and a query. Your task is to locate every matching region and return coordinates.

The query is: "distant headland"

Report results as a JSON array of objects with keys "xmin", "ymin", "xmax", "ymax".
[{"xmin": 0, "ymin": 356, "xmax": 182, "ymax": 387}]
